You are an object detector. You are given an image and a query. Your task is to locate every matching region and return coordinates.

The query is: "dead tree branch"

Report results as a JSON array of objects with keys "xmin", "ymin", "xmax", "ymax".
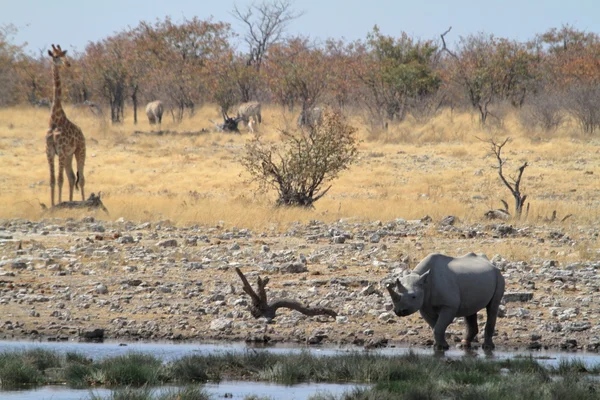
[
  {"xmin": 484, "ymin": 137, "xmax": 529, "ymax": 218},
  {"xmin": 235, "ymin": 267, "xmax": 337, "ymax": 321}
]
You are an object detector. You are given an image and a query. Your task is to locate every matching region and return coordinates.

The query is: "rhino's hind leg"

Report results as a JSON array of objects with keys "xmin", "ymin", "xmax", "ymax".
[
  {"xmin": 462, "ymin": 313, "xmax": 479, "ymax": 347},
  {"xmin": 483, "ymin": 272, "xmax": 506, "ymax": 351}
]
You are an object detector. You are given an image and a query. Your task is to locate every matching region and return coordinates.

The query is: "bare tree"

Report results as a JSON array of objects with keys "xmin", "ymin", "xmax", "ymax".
[
  {"xmin": 231, "ymin": 0, "xmax": 303, "ymax": 70},
  {"xmin": 565, "ymin": 83, "xmax": 600, "ymax": 134},
  {"xmin": 235, "ymin": 268, "xmax": 337, "ymax": 321},
  {"xmin": 519, "ymin": 90, "xmax": 565, "ymax": 132},
  {"xmin": 441, "ymin": 27, "xmax": 493, "ymax": 125},
  {"xmin": 484, "ymin": 137, "xmax": 529, "ymax": 218}
]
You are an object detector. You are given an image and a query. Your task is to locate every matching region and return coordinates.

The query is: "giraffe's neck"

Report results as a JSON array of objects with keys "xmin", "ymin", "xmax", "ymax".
[{"xmin": 50, "ymin": 63, "xmax": 66, "ymax": 127}]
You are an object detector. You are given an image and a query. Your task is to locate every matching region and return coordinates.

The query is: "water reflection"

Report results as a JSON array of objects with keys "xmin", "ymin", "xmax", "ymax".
[{"xmin": 1, "ymin": 381, "xmax": 365, "ymax": 400}]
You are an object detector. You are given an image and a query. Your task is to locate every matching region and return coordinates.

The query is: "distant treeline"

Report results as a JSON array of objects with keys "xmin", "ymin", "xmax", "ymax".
[{"xmin": 1, "ymin": 13, "xmax": 600, "ymax": 133}]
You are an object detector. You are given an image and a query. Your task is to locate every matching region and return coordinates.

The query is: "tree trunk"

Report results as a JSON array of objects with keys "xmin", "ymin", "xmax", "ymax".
[{"xmin": 132, "ymin": 90, "xmax": 138, "ymax": 125}]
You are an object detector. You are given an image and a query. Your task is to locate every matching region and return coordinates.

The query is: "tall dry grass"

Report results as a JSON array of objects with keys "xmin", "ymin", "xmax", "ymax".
[{"xmin": 0, "ymin": 104, "xmax": 598, "ymax": 233}]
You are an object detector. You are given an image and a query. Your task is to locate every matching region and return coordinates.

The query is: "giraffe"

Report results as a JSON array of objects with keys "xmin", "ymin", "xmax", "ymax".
[{"xmin": 46, "ymin": 44, "xmax": 86, "ymax": 206}]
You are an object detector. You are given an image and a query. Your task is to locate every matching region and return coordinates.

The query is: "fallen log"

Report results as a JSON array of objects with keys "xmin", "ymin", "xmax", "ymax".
[
  {"xmin": 42, "ymin": 193, "xmax": 109, "ymax": 214},
  {"xmin": 133, "ymin": 129, "xmax": 209, "ymax": 136}
]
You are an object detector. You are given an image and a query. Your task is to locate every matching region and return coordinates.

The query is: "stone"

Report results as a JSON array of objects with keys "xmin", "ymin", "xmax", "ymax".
[
  {"xmin": 10, "ymin": 261, "xmax": 27, "ymax": 270},
  {"xmin": 95, "ymin": 284, "xmax": 108, "ymax": 294},
  {"xmin": 440, "ymin": 216, "xmax": 456, "ymax": 226},
  {"xmin": 117, "ymin": 235, "xmax": 135, "ymax": 244},
  {"xmin": 280, "ymin": 262, "xmax": 308, "ymax": 274},
  {"xmin": 503, "ymin": 292, "xmax": 534, "ymax": 302},
  {"xmin": 210, "ymin": 318, "xmax": 232, "ymax": 331},
  {"xmin": 80, "ymin": 328, "xmax": 105, "ymax": 342},
  {"xmin": 531, "ymin": 333, "xmax": 542, "ymax": 341},
  {"xmin": 332, "ymin": 236, "xmax": 346, "ymax": 244},
  {"xmin": 89, "ymin": 224, "xmax": 105, "ymax": 232},
  {"xmin": 360, "ymin": 285, "xmax": 376, "ymax": 296},
  {"xmin": 378, "ymin": 312, "xmax": 395, "ymax": 322},
  {"xmin": 369, "ymin": 234, "xmax": 381, "ymax": 243},
  {"xmin": 560, "ymin": 339, "xmax": 578, "ymax": 350},
  {"xmin": 156, "ymin": 239, "xmax": 177, "ymax": 247},
  {"xmin": 564, "ymin": 322, "xmax": 591, "ymax": 332}
]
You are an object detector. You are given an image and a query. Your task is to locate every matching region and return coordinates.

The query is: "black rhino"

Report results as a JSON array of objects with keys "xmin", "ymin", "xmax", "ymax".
[{"xmin": 386, "ymin": 252, "xmax": 505, "ymax": 351}]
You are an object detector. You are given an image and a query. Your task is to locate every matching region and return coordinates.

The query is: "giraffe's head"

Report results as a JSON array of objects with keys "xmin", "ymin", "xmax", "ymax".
[{"xmin": 47, "ymin": 44, "xmax": 71, "ymax": 67}]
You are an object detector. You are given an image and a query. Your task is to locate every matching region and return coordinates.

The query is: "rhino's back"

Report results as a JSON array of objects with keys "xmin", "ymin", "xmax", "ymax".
[
  {"xmin": 421, "ymin": 253, "xmax": 502, "ymax": 317},
  {"xmin": 146, "ymin": 101, "xmax": 163, "ymax": 115}
]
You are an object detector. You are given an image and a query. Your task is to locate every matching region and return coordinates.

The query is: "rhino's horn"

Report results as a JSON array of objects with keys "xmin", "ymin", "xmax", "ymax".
[
  {"xmin": 395, "ymin": 278, "xmax": 408, "ymax": 293},
  {"xmin": 386, "ymin": 283, "xmax": 401, "ymax": 302}
]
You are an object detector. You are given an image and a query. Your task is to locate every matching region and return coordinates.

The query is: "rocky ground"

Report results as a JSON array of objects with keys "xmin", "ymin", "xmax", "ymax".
[{"xmin": 0, "ymin": 215, "xmax": 599, "ymax": 352}]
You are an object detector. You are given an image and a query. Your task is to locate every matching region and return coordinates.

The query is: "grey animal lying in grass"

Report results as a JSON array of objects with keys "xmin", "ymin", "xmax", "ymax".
[{"xmin": 386, "ymin": 252, "xmax": 505, "ymax": 351}]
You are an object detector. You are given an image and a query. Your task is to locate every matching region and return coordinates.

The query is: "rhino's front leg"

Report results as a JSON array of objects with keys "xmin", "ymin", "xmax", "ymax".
[
  {"xmin": 419, "ymin": 309, "xmax": 438, "ymax": 329},
  {"xmin": 433, "ymin": 306, "xmax": 457, "ymax": 351}
]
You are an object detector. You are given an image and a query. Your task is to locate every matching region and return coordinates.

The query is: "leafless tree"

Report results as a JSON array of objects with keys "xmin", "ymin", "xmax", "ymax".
[
  {"xmin": 441, "ymin": 27, "xmax": 493, "ymax": 125},
  {"xmin": 484, "ymin": 137, "xmax": 529, "ymax": 218},
  {"xmin": 235, "ymin": 268, "xmax": 337, "ymax": 321},
  {"xmin": 565, "ymin": 83, "xmax": 600, "ymax": 134},
  {"xmin": 231, "ymin": 0, "xmax": 303, "ymax": 70},
  {"xmin": 519, "ymin": 90, "xmax": 565, "ymax": 132}
]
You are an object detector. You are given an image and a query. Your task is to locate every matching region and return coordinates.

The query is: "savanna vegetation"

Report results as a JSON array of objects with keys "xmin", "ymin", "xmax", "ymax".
[
  {"xmin": 0, "ymin": 1, "xmax": 599, "ymax": 228},
  {"xmin": 3, "ymin": 5, "xmax": 600, "ymax": 130}
]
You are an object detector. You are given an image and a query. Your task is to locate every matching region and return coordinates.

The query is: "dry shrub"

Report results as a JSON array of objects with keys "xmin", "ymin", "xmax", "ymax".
[
  {"xmin": 519, "ymin": 92, "xmax": 565, "ymax": 132},
  {"xmin": 240, "ymin": 108, "xmax": 358, "ymax": 207},
  {"xmin": 565, "ymin": 83, "xmax": 600, "ymax": 134}
]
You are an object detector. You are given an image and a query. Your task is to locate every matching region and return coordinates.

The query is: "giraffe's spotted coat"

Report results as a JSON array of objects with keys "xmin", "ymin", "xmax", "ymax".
[{"xmin": 46, "ymin": 44, "xmax": 87, "ymax": 207}]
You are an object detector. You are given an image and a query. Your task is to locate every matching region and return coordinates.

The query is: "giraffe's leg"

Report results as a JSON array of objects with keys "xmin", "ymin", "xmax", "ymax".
[
  {"xmin": 75, "ymin": 147, "xmax": 86, "ymax": 201},
  {"xmin": 57, "ymin": 158, "xmax": 65, "ymax": 204},
  {"xmin": 48, "ymin": 157, "xmax": 56, "ymax": 207},
  {"xmin": 65, "ymin": 154, "xmax": 75, "ymax": 202},
  {"xmin": 46, "ymin": 137, "xmax": 56, "ymax": 206}
]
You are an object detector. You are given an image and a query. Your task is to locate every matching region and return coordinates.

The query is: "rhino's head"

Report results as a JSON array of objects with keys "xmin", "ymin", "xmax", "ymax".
[{"xmin": 386, "ymin": 272, "xmax": 429, "ymax": 317}]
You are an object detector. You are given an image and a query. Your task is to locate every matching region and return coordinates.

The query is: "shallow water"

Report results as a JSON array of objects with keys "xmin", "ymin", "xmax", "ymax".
[
  {"xmin": 1, "ymin": 381, "xmax": 363, "ymax": 400},
  {"xmin": 0, "ymin": 339, "xmax": 598, "ymax": 368},
  {"xmin": 1, "ymin": 339, "xmax": 599, "ymax": 399}
]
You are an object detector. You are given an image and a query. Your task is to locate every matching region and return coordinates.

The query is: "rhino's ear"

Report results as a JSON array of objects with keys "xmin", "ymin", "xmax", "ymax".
[
  {"xmin": 416, "ymin": 271, "xmax": 430, "ymax": 287},
  {"xmin": 395, "ymin": 278, "xmax": 408, "ymax": 293}
]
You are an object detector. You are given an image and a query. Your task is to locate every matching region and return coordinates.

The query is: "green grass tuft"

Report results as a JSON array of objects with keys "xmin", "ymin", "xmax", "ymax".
[
  {"xmin": 0, "ymin": 351, "xmax": 45, "ymax": 387},
  {"xmin": 156, "ymin": 385, "xmax": 211, "ymax": 400},
  {"xmin": 100, "ymin": 353, "xmax": 163, "ymax": 386}
]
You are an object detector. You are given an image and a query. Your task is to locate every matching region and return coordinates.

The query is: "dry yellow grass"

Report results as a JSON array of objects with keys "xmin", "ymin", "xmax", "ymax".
[{"xmin": 0, "ymin": 104, "xmax": 598, "ymax": 234}]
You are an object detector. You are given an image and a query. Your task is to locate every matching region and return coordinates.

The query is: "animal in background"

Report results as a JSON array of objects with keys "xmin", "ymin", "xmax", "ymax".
[
  {"xmin": 237, "ymin": 101, "xmax": 262, "ymax": 125},
  {"xmin": 297, "ymin": 107, "xmax": 323, "ymax": 127},
  {"xmin": 146, "ymin": 100, "xmax": 164, "ymax": 125},
  {"xmin": 248, "ymin": 117, "xmax": 257, "ymax": 133}
]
